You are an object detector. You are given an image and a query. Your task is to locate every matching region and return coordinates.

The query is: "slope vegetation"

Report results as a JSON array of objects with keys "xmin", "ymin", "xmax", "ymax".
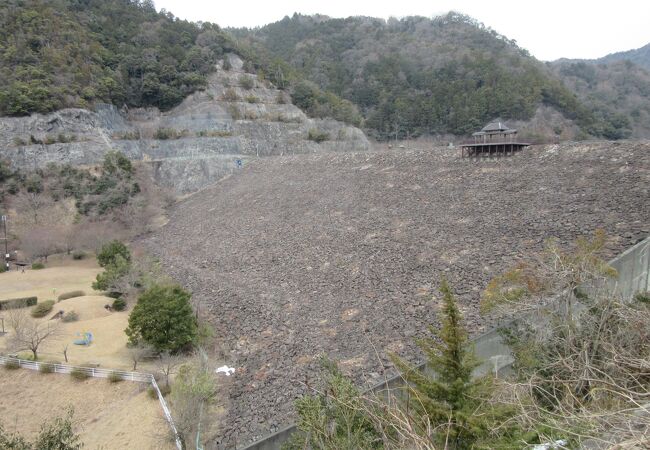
[
  {"xmin": 597, "ymin": 42, "xmax": 650, "ymax": 70},
  {"xmin": 551, "ymin": 58, "xmax": 650, "ymax": 138},
  {"xmin": 0, "ymin": 0, "xmax": 360, "ymax": 126},
  {"xmin": 0, "ymin": 0, "xmax": 236, "ymax": 115},
  {"xmin": 145, "ymin": 141, "xmax": 650, "ymax": 445},
  {"xmin": 235, "ymin": 13, "xmax": 621, "ymax": 139}
]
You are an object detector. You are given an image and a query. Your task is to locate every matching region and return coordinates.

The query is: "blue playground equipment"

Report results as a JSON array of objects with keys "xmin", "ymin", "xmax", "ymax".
[{"xmin": 73, "ymin": 332, "xmax": 93, "ymax": 346}]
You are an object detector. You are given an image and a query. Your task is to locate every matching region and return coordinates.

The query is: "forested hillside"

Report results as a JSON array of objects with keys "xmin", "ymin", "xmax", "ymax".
[
  {"xmin": 552, "ymin": 60, "xmax": 650, "ymax": 138},
  {"xmin": 596, "ymin": 43, "xmax": 650, "ymax": 71},
  {"xmin": 2, "ymin": 1, "xmax": 646, "ymax": 141},
  {"xmin": 0, "ymin": 0, "xmax": 237, "ymax": 115},
  {"xmin": 234, "ymin": 13, "xmax": 635, "ymax": 139}
]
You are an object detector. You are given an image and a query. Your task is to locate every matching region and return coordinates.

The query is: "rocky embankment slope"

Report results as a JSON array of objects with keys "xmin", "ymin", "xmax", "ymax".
[
  {"xmin": 143, "ymin": 141, "xmax": 650, "ymax": 446},
  {"xmin": 0, "ymin": 55, "xmax": 369, "ymax": 193}
]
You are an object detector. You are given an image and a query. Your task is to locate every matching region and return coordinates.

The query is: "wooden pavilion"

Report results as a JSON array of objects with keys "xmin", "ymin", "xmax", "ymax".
[{"xmin": 460, "ymin": 122, "xmax": 530, "ymax": 157}]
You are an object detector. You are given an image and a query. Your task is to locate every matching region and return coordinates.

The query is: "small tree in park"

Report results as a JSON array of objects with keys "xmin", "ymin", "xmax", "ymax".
[
  {"xmin": 96, "ymin": 240, "xmax": 131, "ymax": 267},
  {"xmin": 125, "ymin": 284, "xmax": 198, "ymax": 353}
]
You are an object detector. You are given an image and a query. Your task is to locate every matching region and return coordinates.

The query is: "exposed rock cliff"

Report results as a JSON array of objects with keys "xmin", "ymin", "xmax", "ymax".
[{"xmin": 0, "ymin": 55, "xmax": 369, "ymax": 193}]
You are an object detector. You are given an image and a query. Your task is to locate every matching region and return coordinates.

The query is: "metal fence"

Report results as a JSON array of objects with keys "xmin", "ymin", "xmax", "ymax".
[
  {"xmin": 0, "ymin": 355, "xmax": 183, "ymax": 450},
  {"xmin": 0, "ymin": 356, "xmax": 153, "ymax": 382}
]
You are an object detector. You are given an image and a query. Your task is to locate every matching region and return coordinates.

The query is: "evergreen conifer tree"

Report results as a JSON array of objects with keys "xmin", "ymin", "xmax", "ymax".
[{"xmin": 392, "ymin": 278, "xmax": 485, "ymax": 449}]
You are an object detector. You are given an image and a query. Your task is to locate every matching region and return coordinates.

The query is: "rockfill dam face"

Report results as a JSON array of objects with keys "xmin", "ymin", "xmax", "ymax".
[{"xmin": 143, "ymin": 141, "xmax": 650, "ymax": 447}]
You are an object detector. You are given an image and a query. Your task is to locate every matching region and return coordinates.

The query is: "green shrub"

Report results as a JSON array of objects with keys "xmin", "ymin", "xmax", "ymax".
[
  {"xmin": 112, "ymin": 298, "xmax": 127, "ymax": 311},
  {"xmin": 147, "ymin": 386, "xmax": 157, "ymax": 399},
  {"xmin": 222, "ymin": 88, "xmax": 239, "ymax": 101},
  {"xmin": 307, "ymin": 128, "xmax": 330, "ymax": 143},
  {"xmin": 0, "ymin": 296, "xmax": 37, "ymax": 310},
  {"xmin": 62, "ymin": 311, "xmax": 79, "ymax": 322},
  {"xmin": 108, "ymin": 371, "xmax": 124, "ymax": 383},
  {"xmin": 31, "ymin": 262, "xmax": 45, "ymax": 270},
  {"xmin": 72, "ymin": 250, "xmax": 86, "ymax": 260},
  {"xmin": 7, "ymin": 180, "xmax": 20, "ymax": 194},
  {"xmin": 70, "ymin": 367, "xmax": 90, "ymax": 381},
  {"xmin": 0, "ymin": 264, "xmax": 7, "ymax": 273},
  {"xmin": 31, "ymin": 300, "xmax": 55, "ymax": 318},
  {"xmin": 39, "ymin": 362, "xmax": 55, "ymax": 374},
  {"xmin": 18, "ymin": 352, "xmax": 35, "ymax": 361},
  {"xmin": 245, "ymin": 95, "xmax": 259, "ymax": 104},
  {"xmin": 635, "ymin": 291, "xmax": 650, "ymax": 304},
  {"xmin": 196, "ymin": 130, "xmax": 233, "ymax": 138},
  {"xmin": 222, "ymin": 57, "xmax": 232, "ymax": 71},
  {"xmin": 13, "ymin": 136, "xmax": 27, "ymax": 146},
  {"xmin": 97, "ymin": 241, "xmax": 131, "ymax": 267},
  {"xmin": 239, "ymin": 75, "xmax": 254, "ymax": 90},
  {"xmin": 44, "ymin": 135, "xmax": 57, "ymax": 145},
  {"xmin": 148, "ymin": 383, "xmax": 171, "ymax": 399},
  {"xmin": 58, "ymin": 290, "xmax": 85, "ymax": 301},
  {"xmin": 3, "ymin": 359, "xmax": 20, "ymax": 370},
  {"xmin": 153, "ymin": 128, "xmax": 188, "ymax": 140},
  {"xmin": 126, "ymin": 284, "xmax": 198, "ymax": 352}
]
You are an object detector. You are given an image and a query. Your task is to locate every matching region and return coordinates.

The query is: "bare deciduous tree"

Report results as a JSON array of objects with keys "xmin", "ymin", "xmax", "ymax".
[
  {"xmin": 7, "ymin": 309, "xmax": 60, "ymax": 360},
  {"xmin": 155, "ymin": 351, "xmax": 184, "ymax": 387},
  {"xmin": 127, "ymin": 343, "xmax": 154, "ymax": 371},
  {"xmin": 20, "ymin": 226, "xmax": 62, "ymax": 262},
  {"xmin": 12, "ymin": 192, "xmax": 53, "ymax": 226}
]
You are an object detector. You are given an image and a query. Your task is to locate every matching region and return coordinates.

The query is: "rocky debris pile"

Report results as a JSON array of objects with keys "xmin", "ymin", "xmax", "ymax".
[
  {"xmin": 144, "ymin": 141, "xmax": 650, "ymax": 446},
  {"xmin": 0, "ymin": 54, "xmax": 369, "ymax": 194}
]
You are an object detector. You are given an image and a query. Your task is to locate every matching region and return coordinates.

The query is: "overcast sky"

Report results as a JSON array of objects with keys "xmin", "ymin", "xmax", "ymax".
[{"xmin": 153, "ymin": 0, "xmax": 650, "ymax": 61}]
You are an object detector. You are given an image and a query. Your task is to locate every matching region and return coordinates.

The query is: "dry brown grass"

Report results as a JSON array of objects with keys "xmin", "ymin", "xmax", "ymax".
[
  {"xmin": 0, "ymin": 256, "xmax": 140, "ymax": 369},
  {"xmin": 0, "ymin": 255, "xmax": 100, "ymax": 302},
  {"xmin": 0, "ymin": 369, "xmax": 175, "ymax": 449}
]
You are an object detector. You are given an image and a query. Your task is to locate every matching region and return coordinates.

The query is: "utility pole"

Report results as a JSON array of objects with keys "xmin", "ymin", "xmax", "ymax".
[{"xmin": 1, "ymin": 215, "xmax": 8, "ymax": 271}]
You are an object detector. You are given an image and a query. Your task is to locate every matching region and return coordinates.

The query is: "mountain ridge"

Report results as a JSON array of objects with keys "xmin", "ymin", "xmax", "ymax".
[{"xmin": 234, "ymin": 12, "xmax": 638, "ymax": 140}]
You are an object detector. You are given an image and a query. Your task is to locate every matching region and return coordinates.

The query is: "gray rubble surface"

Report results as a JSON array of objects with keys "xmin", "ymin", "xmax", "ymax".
[{"xmin": 143, "ymin": 141, "xmax": 650, "ymax": 447}]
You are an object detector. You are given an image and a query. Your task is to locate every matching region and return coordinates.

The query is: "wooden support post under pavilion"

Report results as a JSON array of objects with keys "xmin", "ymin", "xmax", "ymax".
[{"xmin": 460, "ymin": 122, "xmax": 530, "ymax": 158}]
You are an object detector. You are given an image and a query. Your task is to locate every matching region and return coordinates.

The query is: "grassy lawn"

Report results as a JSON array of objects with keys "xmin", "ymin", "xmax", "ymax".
[{"xmin": 0, "ymin": 369, "xmax": 175, "ymax": 450}]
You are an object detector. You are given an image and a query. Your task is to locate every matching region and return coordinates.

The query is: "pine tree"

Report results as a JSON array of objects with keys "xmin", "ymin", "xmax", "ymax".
[{"xmin": 391, "ymin": 277, "xmax": 483, "ymax": 449}]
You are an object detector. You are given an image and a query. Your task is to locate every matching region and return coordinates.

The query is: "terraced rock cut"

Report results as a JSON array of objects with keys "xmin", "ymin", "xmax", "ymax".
[
  {"xmin": 0, "ymin": 54, "xmax": 369, "ymax": 194},
  {"xmin": 144, "ymin": 141, "xmax": 650, "ymax": 446}
]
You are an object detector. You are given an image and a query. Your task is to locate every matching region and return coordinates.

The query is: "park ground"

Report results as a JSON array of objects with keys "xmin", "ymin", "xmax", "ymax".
[
  {"xmin": 0, "ymin": 369, "xmax": 175, "ymax": 449},
  {"xmin": 0, "ymin": 254, "xmax": 176, "ymax": 449}
]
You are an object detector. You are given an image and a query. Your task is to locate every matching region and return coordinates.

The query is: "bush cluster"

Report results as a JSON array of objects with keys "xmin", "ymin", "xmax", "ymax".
[
  {"xmin": 39, "ymin": 363, "xmax": 55, "ymax": 374},
  {"xmin": 307, "ymin": 128, "xmax": 330, "ymax": 143},
  {"xmin": 0, "ymin": 296, "xmax": 37, "ymax": 310},
  {"xmin": 62, "ymin": 311, "xmax": 79, "ymax": 322},
  {"xmin": 239, "ymin": 75, "xmax": 255, "ymax": 90},
  {"xmin": 153, "ymin": 128, "xmax": 189, "ymax": 140},
  {"xmin": 70, "ymin": 367, "xmax": 90, "ymax": 381},
  {"xmin": 3, "ymin": 359, "xmax": 20, "ymax": 370},
  {"xmin": 112, "ymin": 298, "xmax": 127, "ymax": 311},
  {"xmin": 107, "ymin": 371, "xmax": 124, "ymax": 383},
  {"xmin": 31, "ymin": 300, "xmax": 55, "ymax": 318},
  {"xmin": 57, "ymin": 290, "xmax": 85, "ymax": 301}
]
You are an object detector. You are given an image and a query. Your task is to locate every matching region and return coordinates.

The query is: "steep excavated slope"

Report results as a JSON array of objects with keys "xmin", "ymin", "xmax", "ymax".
[
  {"xmin": 145, "ymin": 142, "xmax": 650, "ymax": 445},
  {"xmin": 0, "ymin": 55, "xmax": 369, "ymax": 194}
]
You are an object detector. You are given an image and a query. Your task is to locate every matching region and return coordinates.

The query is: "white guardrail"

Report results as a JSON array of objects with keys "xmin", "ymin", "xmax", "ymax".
[{"xmin": 0, "ymin": 355, "xmax": 183, "ymax": 450}]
